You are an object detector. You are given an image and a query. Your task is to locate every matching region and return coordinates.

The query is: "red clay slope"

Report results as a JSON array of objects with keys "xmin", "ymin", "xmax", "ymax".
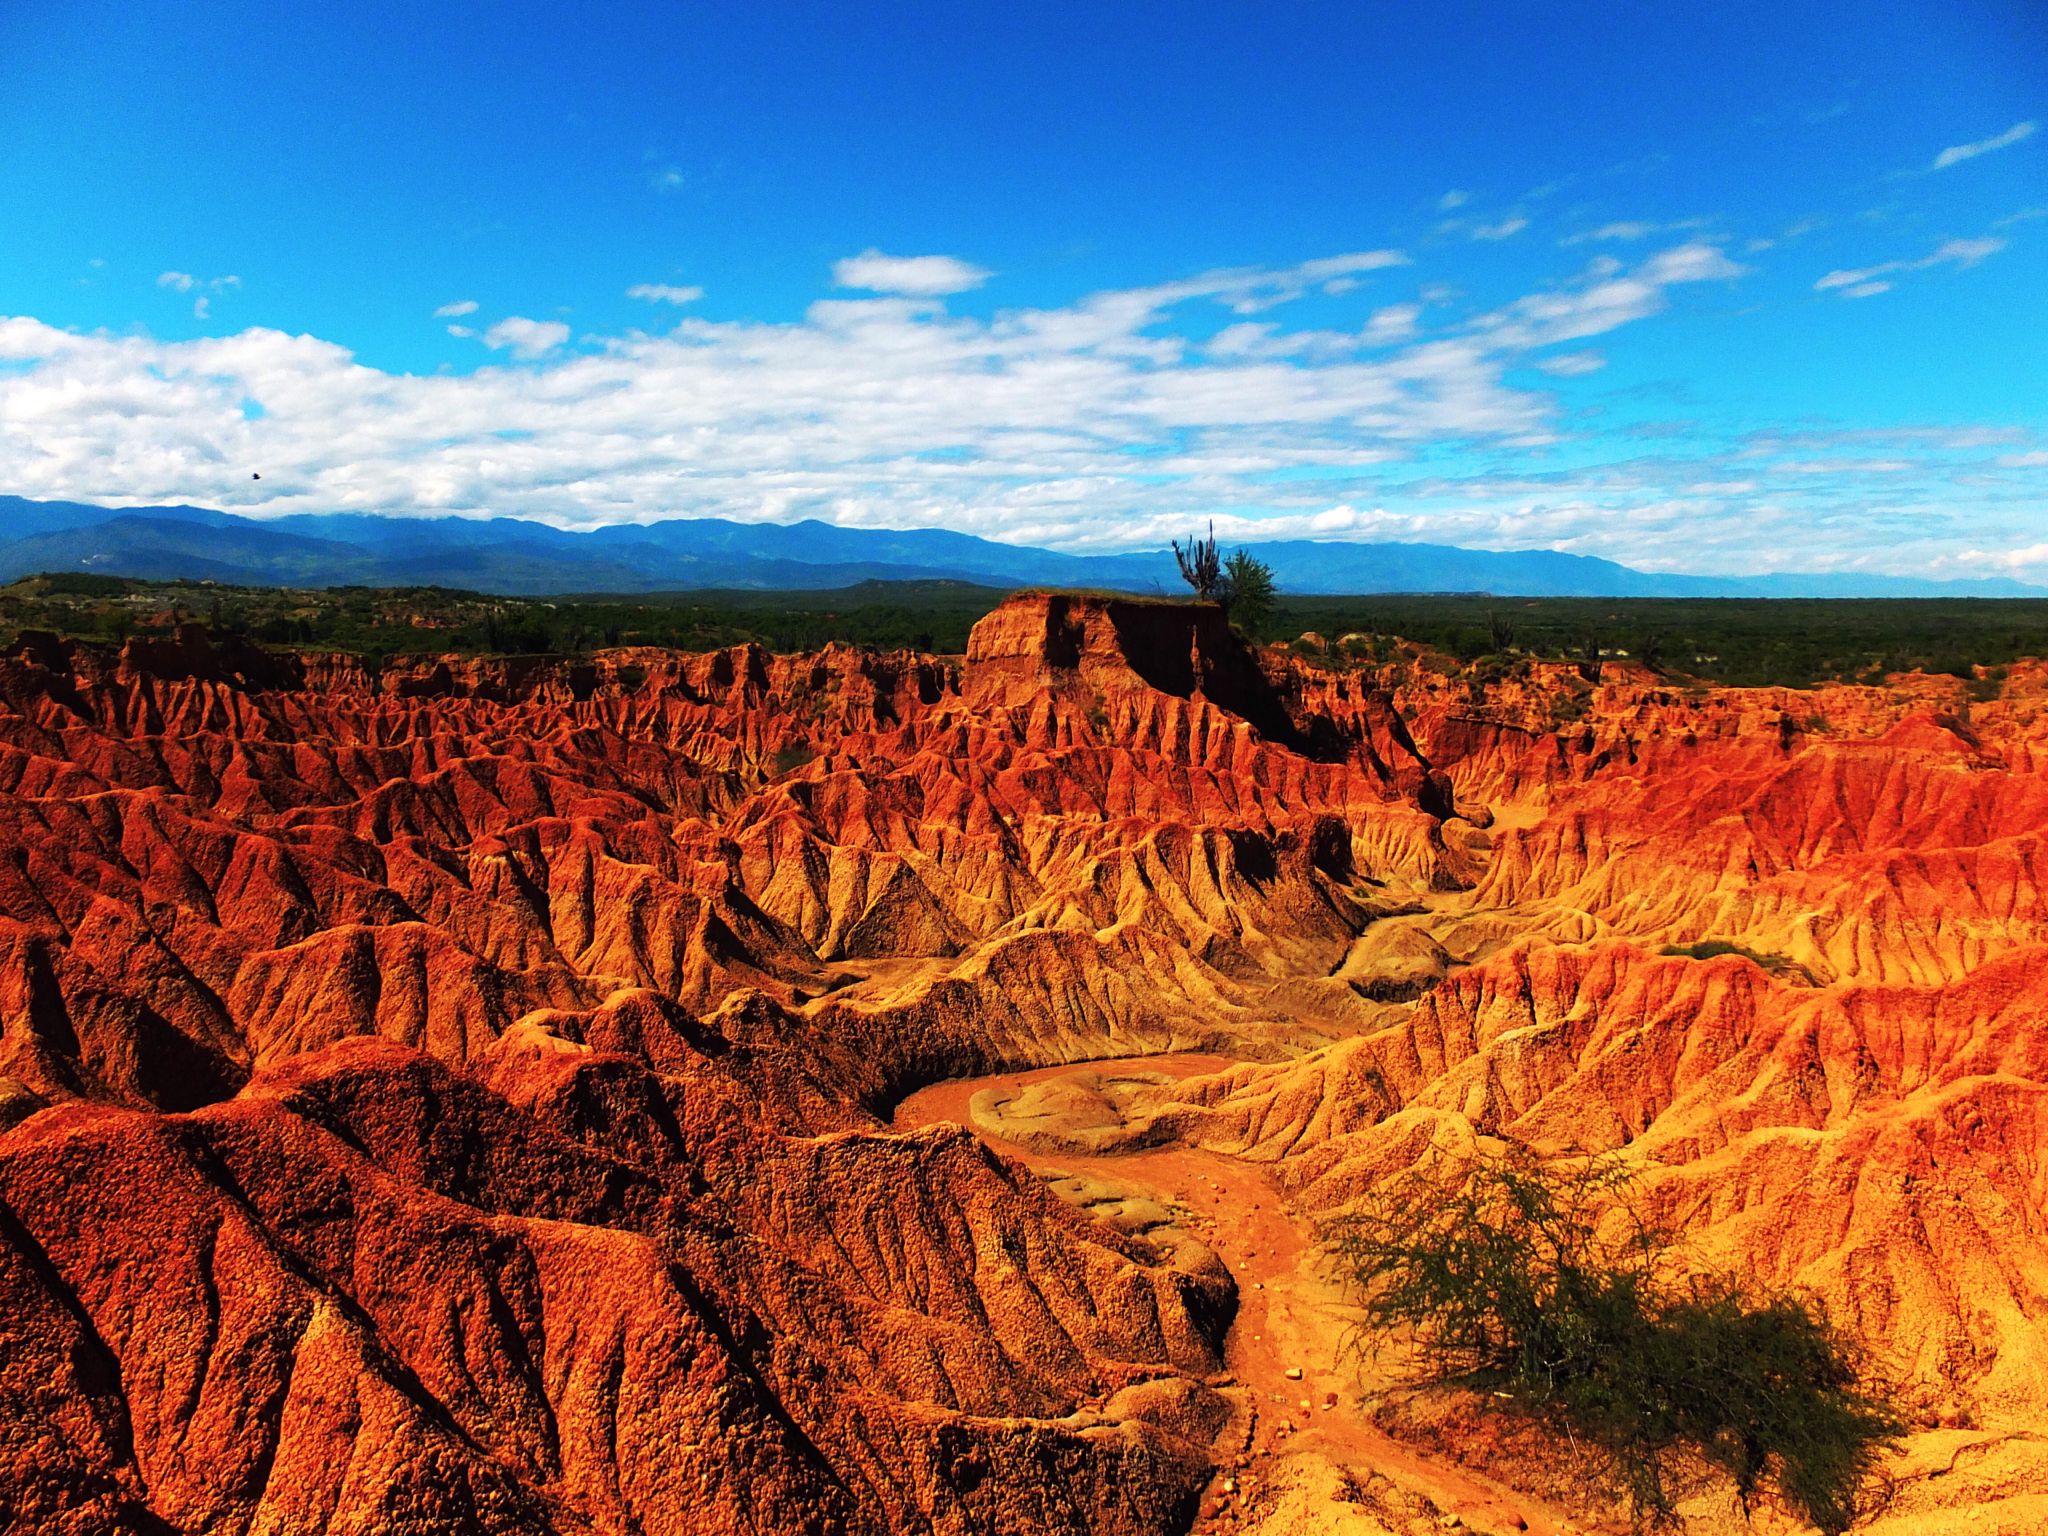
[{"xmin": 1, "ymin": 599, "xmax": 2045, "ymax": 1532}]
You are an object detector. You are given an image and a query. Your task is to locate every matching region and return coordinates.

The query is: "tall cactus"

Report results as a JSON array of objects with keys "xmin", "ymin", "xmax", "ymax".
[{"xmin": 1172, "ymin": 520, "xmax": 1226, "ymax": 604}]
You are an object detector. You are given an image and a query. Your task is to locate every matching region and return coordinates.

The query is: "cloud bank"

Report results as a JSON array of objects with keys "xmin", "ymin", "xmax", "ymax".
[{"xmin": 0, "ymin": 241, "xmax": 2039, "ymax": 578}]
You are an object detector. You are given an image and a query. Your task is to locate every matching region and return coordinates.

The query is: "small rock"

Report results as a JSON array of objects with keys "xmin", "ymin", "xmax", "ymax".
[{"xmin": 1284, "ymin": 1367, "xmax": 1303, "ymax": 1380}]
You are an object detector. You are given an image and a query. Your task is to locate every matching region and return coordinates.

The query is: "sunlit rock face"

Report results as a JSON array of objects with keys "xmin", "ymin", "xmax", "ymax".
[{"xmin": 2, "ymin": 603, "xmax": 2044, "ymax": 1532}]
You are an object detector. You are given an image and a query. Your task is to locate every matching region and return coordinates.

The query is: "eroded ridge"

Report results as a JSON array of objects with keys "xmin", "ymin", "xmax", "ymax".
[{"xmin": 2, "ymin": 597, "xmax": 2045, "ymax": 1533}]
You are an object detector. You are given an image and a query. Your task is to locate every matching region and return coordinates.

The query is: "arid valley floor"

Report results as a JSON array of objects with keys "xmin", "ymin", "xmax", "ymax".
[{"xmin": 2, "ymin": 592, "xmax": 2044, "ymax": 1534}]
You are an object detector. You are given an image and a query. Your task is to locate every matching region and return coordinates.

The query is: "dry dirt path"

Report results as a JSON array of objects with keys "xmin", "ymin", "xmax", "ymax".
[{"xmin": 893, "ymin": 1054, "xmax": 1575, "ymax": 1536}]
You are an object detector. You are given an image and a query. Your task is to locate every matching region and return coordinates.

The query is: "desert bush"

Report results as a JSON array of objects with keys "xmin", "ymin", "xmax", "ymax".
[
  {"xmin": 1549, "ymin": 690, "xmax": 1590, "ymax": 726},
  {"xmin": 1328, "ymin": 1152, "xmax": 1899, "ymax": 1532},
  {"xmin": 1225, "ymin": 548, "xmax": 1277, "ymax": 636},
  {"xmin": 1659, "ymin": 939, "xmax": 1814, "ymax": 983},
  {"xmin": 1486, "ymin": 610, "xmax": 1516, "ymax": 654}
]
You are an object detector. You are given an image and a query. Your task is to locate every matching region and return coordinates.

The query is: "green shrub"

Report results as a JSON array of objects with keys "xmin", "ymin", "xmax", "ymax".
[
  {"xmin": 1549, "ymin": 690, "xmax": 1590, "ymax": 726},
  {"xmin": 1224, "ymin": 548, "xmax": 1276, "ymax": 637},
  {"xmin": 1328, "ymin": 1152, "xmax": 1899, "ymax": 1532},
  {"xmin": 1659, "ymin": 939, "xmax": 1814, "ymax": 983}
]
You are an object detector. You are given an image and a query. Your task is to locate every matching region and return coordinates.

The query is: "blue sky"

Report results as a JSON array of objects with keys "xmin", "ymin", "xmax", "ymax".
[{"xmin": 2, "ymin": 0, "xmax": 2043, "ymax": 577}]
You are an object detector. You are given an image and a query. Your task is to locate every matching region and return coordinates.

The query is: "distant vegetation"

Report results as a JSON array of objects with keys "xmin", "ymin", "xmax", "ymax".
[
  {"xmin": 4, "ymin": 572, "xmax": 2045, "ymax": 689},
  {"xmin": 0, "ymin": 575, "xmax": 1000, "ymax": 657},
  {"xmin": 1271, "ymin": 593, "xmax": 2046, "ymax": 690},
  {"xmin": 1330, "ymin": 1152, "xmax": 1900, "ymax": 1533},
  {"xmin": 1659, "ymin": 939, "xmax": 1815, "ymax": 983}
]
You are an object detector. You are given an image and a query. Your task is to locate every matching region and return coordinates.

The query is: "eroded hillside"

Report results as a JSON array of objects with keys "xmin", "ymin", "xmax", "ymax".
[{"xmin": 2, "ymin": 595, "xmax": 2043, "ymax": 1534}]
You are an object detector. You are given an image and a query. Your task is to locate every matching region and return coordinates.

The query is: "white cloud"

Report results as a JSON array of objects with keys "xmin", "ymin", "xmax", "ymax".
[
  {"xmin": 1479, "ymin": 243, "xmax": 1749, "ymax": 349},
  {"xmin": 1814, "ymin": 235, "xmax": 2007, "ymax": 296},
  {"xmin": 626, "ymin": 283, "xmax": 705, "ymax": 305},
  {"xmin": 193, "ymin": 298, "xmax": 210, "ymax": 321},
  {"xmin": 435, "ymin": 300, "xmax": 479, "ymax": 318},
  {"xmin": 1779, "ymin": 458, "xmax": 1914, "ymax": 475},
  {"xmin": 1932, "ymin": 120, "xmax": 2036, "ymax": 170},
  {"xmin": 1958, "ymin": 541, "xmax": 2048, "ymax": 572},
  {"xmin": 1437, "ymin": 190, "xmax": 1469, "ymax": 211},
  {"xmin": 1536, "ymin": 351, "xmax": 1604, "ymax": 376},
  {"xmin": 5, "ymin": 242, "xmax": 2034, "ymax": 577},
  {"xmin": 1209, "ymin": 250, "xmax": 1410, "ymax": 314},
  {"xmin": 651, "ymin": 166, "xmax": 685, "ymax": 192},
  {"xmin": 1568, "ymin": 221, "xmax": 1655, "ymax": 243},
  {"xmin": 1472, "ymin": 216, "xmax": 1529, "ymax": 241},
  {"xmin": 1931, "ymin": 237, "xmax": 2007, "ymax": 266},
  {"xmin": 1562, "ymin": 218, "xmax": 1709, "ymax": 246},
  {"xmin": 1638, "ymin": 244, "xmax": 1747, "ymax": 284},
  {"xmin": 832, "ymin": 249, "xmax": 992, "ymax": 296},
  {"xmin": 1997, "ymin": 451, "xmax": 2048, "ymax": 468},
  {"xmin": 446, "ymin": 324, "xmax": 476, "ymax": 339},
  {"xmin": 0, "ymin": 255, "xmax": 1592, "ymax": 544},
  {"xmin": 1202, "ymin": 322, "xmax": 1276, "ymax": 359},
  {"xmin": 1362, "ymin": 303, "xmax": 1421, "ymax": 345},
  {"xmin": 481, "ymin": 316, "xmax": 571, "ymax": 358},
  {"xmin": 161, "ymin": 271, "xmax": 240, "ymax": 297}
]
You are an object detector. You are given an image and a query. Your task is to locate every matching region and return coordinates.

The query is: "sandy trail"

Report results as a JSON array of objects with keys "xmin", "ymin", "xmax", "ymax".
[{"xmin": 893, "ymin": 1054, "xmax": 1573, "ymax": 1536}]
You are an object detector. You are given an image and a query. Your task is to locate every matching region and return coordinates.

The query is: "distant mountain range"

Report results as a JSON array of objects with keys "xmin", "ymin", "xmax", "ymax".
[{"xmin": 2, "ymin": 496, "xmax": 2039, "ymax": 599}]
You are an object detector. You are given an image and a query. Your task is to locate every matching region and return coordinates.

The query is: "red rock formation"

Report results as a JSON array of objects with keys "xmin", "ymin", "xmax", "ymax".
[{"xmin": 2, "ymin": 599, "xmax": 2045, "ymax": 1531}]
